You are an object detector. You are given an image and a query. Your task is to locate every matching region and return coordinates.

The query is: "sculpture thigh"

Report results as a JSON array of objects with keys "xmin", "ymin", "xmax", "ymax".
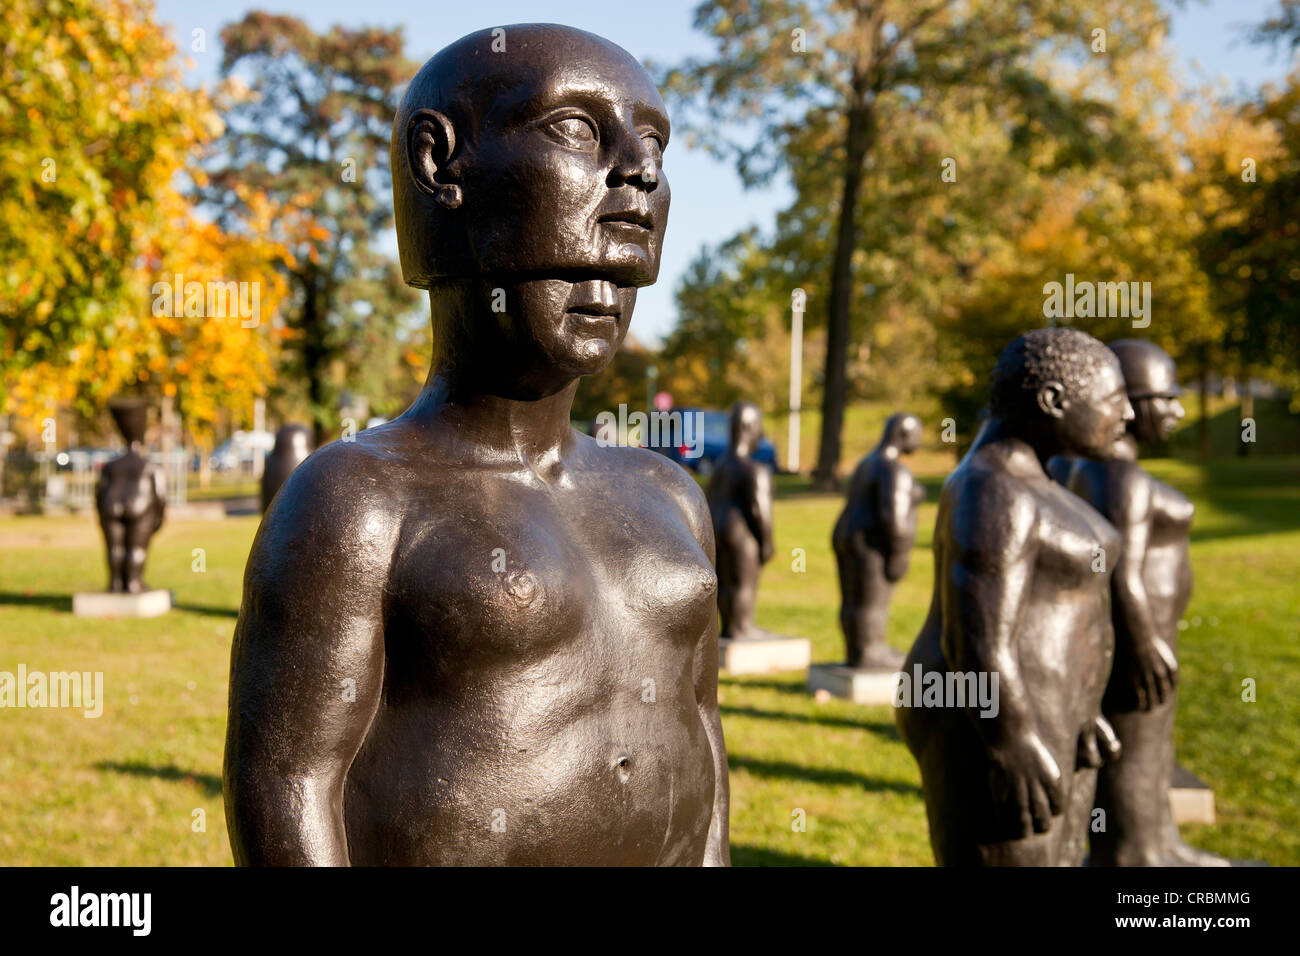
[
  {"xmin": 100, "ymin": 516, "xmax": 127, "ymax": 592},
  {"xmin": 1091, "ymin": 686, "xmax": 1178, "ymax": 865},
  {"xmin": 834, "ymin": 540, "xmax": 892, "ymax": 664},
  {"xmin": 715, "ymin": 507, "xmax": 759, "ymax": 637},
  {"xmin": 900, "ymin": 634, "xmax": 1093, "ymax": 866}
]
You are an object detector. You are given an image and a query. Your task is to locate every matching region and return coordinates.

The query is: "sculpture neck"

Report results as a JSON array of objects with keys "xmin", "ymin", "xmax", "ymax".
[{"xmin": 973, "ymin": 414, "xmax": 1059, "ymax": 471}]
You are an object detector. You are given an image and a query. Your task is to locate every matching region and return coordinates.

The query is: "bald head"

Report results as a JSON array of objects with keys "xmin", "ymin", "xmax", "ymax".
[
  {"xmin": 392, "ymin": 24, "xmax": 671, "ymax": 288},
  {"xmin": 882, "ymin": 413, "xmax": 922, "ymax": 454}
]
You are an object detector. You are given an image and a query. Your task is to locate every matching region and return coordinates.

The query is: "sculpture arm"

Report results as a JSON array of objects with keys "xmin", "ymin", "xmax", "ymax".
[
  {"xmin": 747, "ymin": 464, "xmax": 775, "ymax": 565},
  {"xmin": 223, "ymin": 453, "xmax": 392, "ymax": 865},
  {"xmin": 151, "ymin": 465, "xmax": 167, "ymax": 531},
  {"xmin": 1108, "ymin": 468, "xmax": 1176, "ymax": 709},
  {"xmin": 667, "ymin": 460, "xmax": 731, "ymax": 866},
  {"xmin": 944, "ymin": 476, "xmax": 1063, "ymax": 834},
  {"xmin": 879, "ymin": 464, "xmax": 918, "ymax": 582}
]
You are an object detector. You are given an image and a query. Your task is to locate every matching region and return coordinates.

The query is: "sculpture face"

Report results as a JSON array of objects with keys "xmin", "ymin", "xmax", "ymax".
[
  {"xmin": 451, "ymin": 41, "xmax": 669, "ymax": 286},
  {"xmin": 1131, "ymin": 394, "xmax": 1184, "ymax": 444},
  {"xmin": 397, "ymin": 25, "xmax": 670, "ymax": 379},
  {"xmin": 1108, "ymin": 340, "xmax": 1184, "ymax": 446},
  {"xmin": 1054, "ymin": 361, "xmax": 1133, "ymax": 460}
]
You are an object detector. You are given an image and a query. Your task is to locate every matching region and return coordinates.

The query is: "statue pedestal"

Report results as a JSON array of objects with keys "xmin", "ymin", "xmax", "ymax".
[
  {"xmin": 807, "ymin": 663, "xmax": 902, "ymax": 706},
  {"xmin": 1170, "ymin": 763, "xmax": 1215, "ymax": 826},
  {"xmin": 719, "ymin": 635, "xmax": 811, "ymax": 675},
  {"xmin": 73, "ymin": 590, "xmax": 171, "ymax": 619}
]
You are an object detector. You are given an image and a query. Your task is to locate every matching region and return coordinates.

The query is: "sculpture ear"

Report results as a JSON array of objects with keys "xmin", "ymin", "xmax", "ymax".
[
  {"xmin": 1036, "ymin": 381, "xmax": 1067, "ymax": 419},
  {"xmin": 407, "ymin": 109, "xmax": 462, "ymax": 209}
]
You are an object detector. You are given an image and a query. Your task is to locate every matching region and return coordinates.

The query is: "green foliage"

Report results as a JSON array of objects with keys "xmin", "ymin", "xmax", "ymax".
[
  {"xmin": 204, "ymin": 13, "xmax": 423, "ymax": 440},
  {"xmin": 1, "ymin": 456, "xmax": 1295, "ymax": 864}
]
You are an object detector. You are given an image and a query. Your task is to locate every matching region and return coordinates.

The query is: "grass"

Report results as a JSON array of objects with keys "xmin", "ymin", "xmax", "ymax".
[{"xmin": 0, "ymin": 454, "xmax": 1296, "ymax": 866}]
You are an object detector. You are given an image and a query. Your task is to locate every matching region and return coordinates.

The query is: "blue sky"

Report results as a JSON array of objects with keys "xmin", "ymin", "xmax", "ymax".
[{"xmin": 154, "ymin": 0, "xmax": 1298, "ymax": 343}]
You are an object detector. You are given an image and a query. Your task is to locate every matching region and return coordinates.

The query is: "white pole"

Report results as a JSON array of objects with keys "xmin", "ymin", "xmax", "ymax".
[{"xmin": 788, "ymin": 288, "xmax": 805, "ymax": 473}]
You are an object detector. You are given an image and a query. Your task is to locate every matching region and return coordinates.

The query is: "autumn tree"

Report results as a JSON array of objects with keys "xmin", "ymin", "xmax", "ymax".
[
  {"xmin": 1, "ymin": 0, "xmax": 290, "ymax": 452},
  {"xmin": 661, "ymin": 0, "xmax": 1170, "ymax": 486},
  {"xmin": 204, "ymin": 12, "xmax": 421, "ymax": 444}
]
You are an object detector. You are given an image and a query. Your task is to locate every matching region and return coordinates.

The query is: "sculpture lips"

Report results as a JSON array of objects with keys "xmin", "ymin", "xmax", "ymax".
[{"xmin": 597, "ymin": 209, "xmax": 653, "ymax": 231}]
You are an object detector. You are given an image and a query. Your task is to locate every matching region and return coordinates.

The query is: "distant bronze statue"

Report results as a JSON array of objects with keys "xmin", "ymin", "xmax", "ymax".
[
  {"xmin": 1048, "ymin": 339, "xmax": 1228, "ymax": 866},
  {"xmin": 95, "ymin": 398, "xmax": 166, "ymax": 593},
  {"xmin": 225, "ymin": 24, "xmax": 729, "ymax": 866},
  {"xmin": 897, "ymin": 328, "xmax": 1133, "ymax": 866},
  {"xmin": 832, "ymin": 413, "xmax": 923, "ymax": 670},
  {"xmin": 260, "ymin": 425, "xmax": 312, "ymax": 513},
  {"xmin": 706, "ymin": 401, "xmax": 775, "ymax": 641}
]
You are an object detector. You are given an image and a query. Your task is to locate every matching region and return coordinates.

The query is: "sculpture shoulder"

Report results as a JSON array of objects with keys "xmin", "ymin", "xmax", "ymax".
[
  {"xmin": 1098, "ymin": 458, "xmax": 1155, "ymax": 526},
  {"xmin": 943, "ymin": 457, "xmax": 1040, "ymax": 561},
  {"xmin": 614, "ymin": 442, "xmax": 713, "ymax": 548},
  {"xmin": 252, "ymin": 437, "xmax": 404, "ymax": 582}
]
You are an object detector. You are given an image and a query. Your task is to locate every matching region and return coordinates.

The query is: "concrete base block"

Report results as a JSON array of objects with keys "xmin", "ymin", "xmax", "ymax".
[
  {"xmin": 73, "ymin": 589, "xmax": 171, "ymax": 619},
  {"xmin": 719, "ymin": 635, "xmax": 811, "ymax": 675},
  {"xmin": 807, "ymin": 663, "xmax": 902, "ymax": 705},
  {"xmin": 1170, "ymin": 763, "xmax": 1216, "ymax": 826}
]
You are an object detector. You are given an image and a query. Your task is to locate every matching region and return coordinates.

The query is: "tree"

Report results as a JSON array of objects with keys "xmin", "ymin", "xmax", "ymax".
[
  {"xmin": 1, "ymin": 0, "xmax": 290, "ymax": 450},
  {"xmin": 661, "ymin": 0, "xmax": 1170, "ymax": 486},
  {"xmin": 204, "ymin": 13, "xmax": 421, "ymax": 445}
]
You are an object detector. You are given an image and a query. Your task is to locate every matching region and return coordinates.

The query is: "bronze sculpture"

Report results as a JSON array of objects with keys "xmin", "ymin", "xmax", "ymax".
[
  {"xmin": 1048, "ymin": 339, "xmax": 1228, "ymax": 866},
  {"xmin": 832, "ymin": 413, "xmax": 923, "ymax": 670},
  {"xmin": 260, "ymin": 424, "xmax": 312, "ymax": 513},
  {"xmin": 95, "ymin": 398, "xmax": 166, "ymax": 594},
  {"xmin": 706, "ymin": 401, "xmax": 775, "ymax": 641},
  {"xmin": 224, "ymin": 24, "xmax": 729, "ymax": 866},
  {"xmin": 896, "ymin": 328, "xmax": 1133, "ymax": 866}
]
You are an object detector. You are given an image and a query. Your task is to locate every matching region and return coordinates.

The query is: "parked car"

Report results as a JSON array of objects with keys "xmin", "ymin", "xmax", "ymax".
[
  {"xmin": 208, "ymin": 430, "xmax": 276, "ymax": 472},
  {"xmin": 656, "ymin": 407, "xmax": 778, "ymax": 476}
]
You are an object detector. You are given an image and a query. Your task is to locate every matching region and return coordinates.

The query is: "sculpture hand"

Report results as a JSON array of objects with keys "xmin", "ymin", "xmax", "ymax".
[
  {"xmin": 885, "ymin": 553, "xmax": 910, "ymax": 583},
  {"xmin": 1121, "ymin": 635, "xmax": 1178, "ymax": 710},
  {"xmin": 1075, "ymin": 714, "xmax": 1122, "ymax": 769},
  {"xmin": 987, "ymin": 731, "xmax": 1064, "ymax": 837},
  {"xmin": 760, "ymin": 541, "xmax": 774, "ymax": 565}
]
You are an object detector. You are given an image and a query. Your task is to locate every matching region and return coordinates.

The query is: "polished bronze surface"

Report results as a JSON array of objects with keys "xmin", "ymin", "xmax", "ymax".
[
  {"xmin": 832, "ymin": 413, "xmax": 923, "ymax": 670},
  {"xmin": 706, "ymin": 401, "xmax": 775, "ymax": 641},
  {"xmin": 95, "ymin": 398, "xmax": 166, "ymax": 594},
  {"xmin": 1048, "ymin": 339, "xmax": 1228, "ymax": 866},
  {"xmin": 224, "ymin": 24, "xmax": 728, "ymax": 866},
  {"xmin": 897, "ymin": 328, "xmax": 1132, "ymax": 865}
]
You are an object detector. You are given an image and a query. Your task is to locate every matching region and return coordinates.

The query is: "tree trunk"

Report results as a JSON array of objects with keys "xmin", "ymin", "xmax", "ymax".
[
  {"xmin": 1198, "ymin": 347, "xmax": 1211, "ymax": 460},
  {"xmin": 812, "ymin": 97, "xmax": 876, "ymax": 491},
  {"xmin": 301, "ymin": 275, "xmax": 330, "ymax": 449}
]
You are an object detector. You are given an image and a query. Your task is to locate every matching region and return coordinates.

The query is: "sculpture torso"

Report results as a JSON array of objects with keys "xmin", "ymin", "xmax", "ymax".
[
  {"xmin": 97, "ymin": 451, "xmax": 164, "ymax": 523},
  {"xmin": 1060, "ymin": 458, "xmax": 1193, "ymax": 645},
  {"xmin": 925, "ymin": 446, "xmax": 1119, "ymax": 739},
  {"xmin": 248, "ymin": 419, "xmax": 720, "ymax": 865}
]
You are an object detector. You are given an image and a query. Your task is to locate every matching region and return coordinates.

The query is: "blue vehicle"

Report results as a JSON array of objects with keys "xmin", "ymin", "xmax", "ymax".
[{"xmin": 658, "ymin": 407, "xmax": 778, "ymax": 476}]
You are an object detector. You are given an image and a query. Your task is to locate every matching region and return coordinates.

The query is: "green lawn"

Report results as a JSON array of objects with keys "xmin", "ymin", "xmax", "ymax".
[{"xmin": 0, "ymin": 455, "xmax": 1296, "ymax": 865}]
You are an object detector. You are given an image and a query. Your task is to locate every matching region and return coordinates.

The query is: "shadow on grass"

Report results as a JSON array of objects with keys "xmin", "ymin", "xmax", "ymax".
[
  {"xmin": 0, "ymin": 591, "xmax": 72, "ymax": 612},
  {"xmin": 721, "ymin": 703, "xmax": 901, "ymax": 740},
  {"xmin": 728, "ymin": 754, "xmax": 920, "ymax": 795},
  {"xmin": 95, "ymin": 761, "xmax": 223, "ymax": 797},
  {"xmin": 172, "ymin": 602, "xmax": 240, "ymax": 619},
  {"xmin": 731, "ymin": 843, "xmax": 835, "ymax": 867},
  {"xmin": 720, "ymin": 677, "xmax": 809, "ymax": 696}
]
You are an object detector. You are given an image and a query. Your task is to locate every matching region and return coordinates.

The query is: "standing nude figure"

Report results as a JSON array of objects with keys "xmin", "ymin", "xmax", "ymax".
[
  {"xmin": 897, "ymin": 328, "xmax": 1132, "ymax": 866},
  {"xmin": 96, "ymin": 398, "xmax": 166, "ymax": 593},
  {"xmin": 1048, "ymin": 339, "xmax": 1228, "ymax": 866},
  {"xmin": 706, "ymin": 401, "xmax": 775, "ymax": 641},
  {"xmin": 832, "ymin": 413, "xmax": 923, "ymax": 670},
  {"xmin": 224, "ymin": 24, "xmax": 729, "ymax": 866}
]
